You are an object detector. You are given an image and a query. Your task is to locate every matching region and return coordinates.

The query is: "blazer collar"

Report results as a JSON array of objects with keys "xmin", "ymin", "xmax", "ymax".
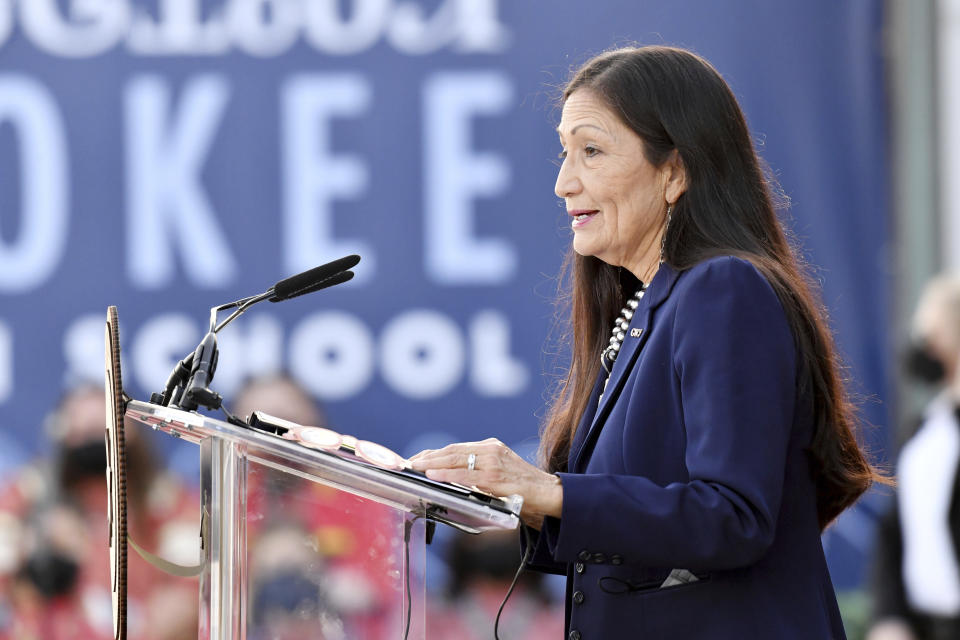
[
  {"xmin": 640, "ymin": 261, "xmax": 682, "ymax": 310},
  {"xmin": 568, "ymin": 263, "xmax": 683, "ymax": 472}
]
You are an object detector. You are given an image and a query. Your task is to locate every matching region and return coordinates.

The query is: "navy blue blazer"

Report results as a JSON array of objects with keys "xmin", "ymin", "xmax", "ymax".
[{"xmin": 525, "ymin": 256, "xmax": 846, "ymax": 639}]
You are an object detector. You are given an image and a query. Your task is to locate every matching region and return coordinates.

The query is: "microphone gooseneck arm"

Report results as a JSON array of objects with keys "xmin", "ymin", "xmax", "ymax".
[
  {"xmin": 210, "ymin": 269, "xmax": 355, "ymax": 334},
  {"xmin": 212, "ymin": 290, "xmax": 274, "ymax": 334},
  {"xmin": 153, "ymin": 255, "xmax": 361, "ymax": 410}
]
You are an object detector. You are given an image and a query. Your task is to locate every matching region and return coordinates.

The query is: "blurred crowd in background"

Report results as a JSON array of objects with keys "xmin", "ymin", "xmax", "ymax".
[{"xmin": 0, "ymin": 374, "xmax": 565, "ymax": 639}]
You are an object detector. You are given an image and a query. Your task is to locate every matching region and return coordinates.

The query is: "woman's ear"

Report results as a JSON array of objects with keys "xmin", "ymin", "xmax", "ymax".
[{"xmin": 664, "ymin": 149, "xmax": 688, "ymax": 204}]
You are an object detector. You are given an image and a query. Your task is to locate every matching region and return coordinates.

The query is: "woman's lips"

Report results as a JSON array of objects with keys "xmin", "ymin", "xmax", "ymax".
[{"xmin": 569, "ymin": 209, "xmax": 599, "ymax": 228}]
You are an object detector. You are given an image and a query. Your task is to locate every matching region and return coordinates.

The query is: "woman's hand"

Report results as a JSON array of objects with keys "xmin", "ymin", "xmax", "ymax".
[{"xmin": 409, "ymin": 438, "xmax": 563, "ymax": 529}]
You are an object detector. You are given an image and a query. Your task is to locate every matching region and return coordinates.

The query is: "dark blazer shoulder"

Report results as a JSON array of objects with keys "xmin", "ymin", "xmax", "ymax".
[
  {"xmin": 674, "ymin": 254, "xmax": 775, "ymax": 289},
  {"xmin": 669, "ymin": 255, "xmax": 785, "ymax": 316}
]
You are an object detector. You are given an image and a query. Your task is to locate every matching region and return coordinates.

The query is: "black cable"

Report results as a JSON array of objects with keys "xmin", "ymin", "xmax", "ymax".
[
  {"xmin": 402, "ymin": 515, "xmax": 421, "ymax": 640},
  {"xmin": 494, "ymin": 524, "xmax": 534, "ymax": 640},
  {"xmin": 217, "ymin": 403, "xmax": 249, "ymax": 428}
]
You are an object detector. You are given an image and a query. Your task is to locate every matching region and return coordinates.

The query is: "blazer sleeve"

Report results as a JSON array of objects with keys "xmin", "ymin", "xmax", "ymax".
[
  {"xmin": 542, "ymin": 257, "xmax": 798, "ymax": 570},
  {"xmin": 520, "ymin": 523, "xmax": 568, "ymax": 575}
]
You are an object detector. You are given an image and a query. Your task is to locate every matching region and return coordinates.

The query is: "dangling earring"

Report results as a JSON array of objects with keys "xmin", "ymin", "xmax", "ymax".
[{"xmin": 659, "ymin": 203, "xmax": 674, "ymax": 264}]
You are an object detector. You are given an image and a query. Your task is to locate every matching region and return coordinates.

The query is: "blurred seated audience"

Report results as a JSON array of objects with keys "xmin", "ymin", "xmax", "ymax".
[
  {"xmin": 248, "ymin": 520, "xmax": 344, "ymax": 640},
  {"xmin": 869, "ymin": 275, "xmax": 960, "ymax": 640},
  {"xmin": 0, "ymin": 385, "xmax": 199, "ymax": 639},
  {"xmin": 232, "ymin": 374, "xmax": 398, "ymax": 639},
  {"xmin": 427, "ymin": 529, "xmax": 564, "ymax": 640}
]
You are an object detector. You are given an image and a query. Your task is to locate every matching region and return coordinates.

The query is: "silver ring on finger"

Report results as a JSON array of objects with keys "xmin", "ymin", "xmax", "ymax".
[{"xmin": 467, "ymin": 453, "xmax": 477, "ymax": 472}]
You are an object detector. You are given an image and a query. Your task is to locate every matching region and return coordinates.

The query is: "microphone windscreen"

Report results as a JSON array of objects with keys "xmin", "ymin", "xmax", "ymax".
[
  {"xmin": 271, "ymin": 270, "xmax": 354, "ymax": 302},
  {"xmin": 271, "ymin": 255, "xmax": 360, "ymax": 301}
]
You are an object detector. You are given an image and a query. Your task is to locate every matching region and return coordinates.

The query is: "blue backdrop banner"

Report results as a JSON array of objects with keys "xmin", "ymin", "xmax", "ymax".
[{"xmin": 0, "ymin": 0, "xmax": 889, "ymax": 588}]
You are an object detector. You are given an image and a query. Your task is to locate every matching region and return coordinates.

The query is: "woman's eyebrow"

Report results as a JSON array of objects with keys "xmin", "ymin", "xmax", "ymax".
[{"xmin": 556, "ymin": 123, "xmax": 607, "ymax": 136}]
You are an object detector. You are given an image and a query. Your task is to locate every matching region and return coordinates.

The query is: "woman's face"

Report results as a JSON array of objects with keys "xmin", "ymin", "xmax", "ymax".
[{"xmin": 555, "ymin": 90, "xmax": 680, "ymax": 278}]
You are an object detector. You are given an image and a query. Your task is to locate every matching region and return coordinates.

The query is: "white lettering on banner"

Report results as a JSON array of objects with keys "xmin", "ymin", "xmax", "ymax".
[
  {"xmin": 452, "ymin": 0, "xmax": 510, "ymax": 52},
  {"xmin": 4, "ymin": 0, "xmax": 507, "ymax": 58},
  {"xmin": 282, "ymin": 74, "xmax": 375, "ymax": 284},
  {"xmin": 128, "ymin": 0, "xmax": 228, "ymax": 55},
  {"xmin": 469, "ymin": 310, "xmax": 527, "ymax": 395},
  {"xmin": 0, "ymin": 76, "xmax": 69, "ymax": 293},
  {"xmin": 380, "ymin": 310, "xmax": 465, "ymax": 399},
  {"xmin": 387, "ymin": 0, "xmax": 458, "ymax": 55},
  {"xmin": 125, "ymin": 74, "xmax": 238, "ymax": 289},
  {"xmin": 116, "ymin": 309, "xmax": 524, "ymax": 401},
  {"xmin": 423, "ymin": 71, "xmax": 516, "ymax": 284},
  {"xmin": 214, "ymin": 314, "xmax": 285, "ymax": 396},
  {"xmin": 0, "ymin": 321, "xmax": 11, "ymax": 404},
  {"xmin": 288, "ymin": 311, "xmax": 375, "ymax": 401},
  {"xmin": 63, "ymin": 312, "xmax": 281, "ymax": 402},
  {"xmin": 130, "ymin": 313, "xmax": 199, "ymax": 393},
  {"xmin": 388, "ymin": 0, "xmax": 508, "ymax": 55},
  {"xmin": 0, "ymin": 0, "xmax": 12, "ymax": 48},
  {"xmin": 63, "ymin": 314, "xmax": 109, "ymax": 386},
  {"xmin": 20, "ymin": 0, "xmax": 129, "ymax": 57},
  {"xmin": 227, "ymin": 0, "xmax": 300, "ymax": 57},
  {"xmin": 303, "ymin": 0, "xmax": 390, "ymax": 55},
  {"xmin": 93, "ymin": 309, "xmax": 525, "ymax": 402}
]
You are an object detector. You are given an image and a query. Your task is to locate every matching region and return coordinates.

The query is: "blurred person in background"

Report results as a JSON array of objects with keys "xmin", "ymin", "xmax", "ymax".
[
  {"xmin": 232, "ymin": 373, "xmax": 326, "ymax": 434},
  {"xmin": 0, "ymin": 385, "xmax": 198, "ymax": 640},
  {"xmin": 232, "ymin": 374, "xmax": 396, "ymax": 639},
  {"xmin": 248, "ymin": 519, "xmax": 344, "ymax": 640},
  {"xmin": 869, "ymin": 275, "xmax": 960, "ymax": 640},
  {"xmin": 427, "ymin": 529, "xmax": 563, "ymax": 640}
]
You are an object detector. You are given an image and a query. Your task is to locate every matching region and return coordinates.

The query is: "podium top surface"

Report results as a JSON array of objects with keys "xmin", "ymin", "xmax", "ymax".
[{"xmin": 125, "ymin": 400, "xmax": 521, "ymax": 533}]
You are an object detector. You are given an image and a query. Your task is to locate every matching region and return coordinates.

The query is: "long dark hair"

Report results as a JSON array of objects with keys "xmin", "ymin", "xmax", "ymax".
[{"xmin": 540, "ymin": 46, "xmax": 884, "ymax": 530}]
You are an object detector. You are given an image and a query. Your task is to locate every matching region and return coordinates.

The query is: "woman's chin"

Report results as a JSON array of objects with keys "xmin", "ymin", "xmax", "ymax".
[
  {"xmin": 572, "ymin": 237, "xmax": 598, "ymax": 259},
  {"xmin": 572, "ymin": 242, "xmax": 614, "ymax": 267}
]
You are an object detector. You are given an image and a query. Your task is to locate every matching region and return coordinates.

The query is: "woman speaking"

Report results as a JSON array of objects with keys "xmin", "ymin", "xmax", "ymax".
[{"xmin": 411, "ymin": 46, "xmax": 880, "ymax": 639}]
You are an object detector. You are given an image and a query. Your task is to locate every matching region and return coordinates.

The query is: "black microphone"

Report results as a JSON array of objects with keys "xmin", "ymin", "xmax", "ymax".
[
  {"xmin": 153, "ymin": 255, "xmax": 360, "ymax": 410},
  {"xmin": 274, "ymin": 270, "xmax": 354, "ymax": 302},
  {"xmin": 269, "ymin": 255, "xmax": 360, "ymax": 302}
]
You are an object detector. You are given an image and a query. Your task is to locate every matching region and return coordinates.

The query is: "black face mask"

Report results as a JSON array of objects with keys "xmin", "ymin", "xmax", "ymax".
[
  {"xmin": 904, "ymin": 341, "xmax": 946, "ymax": 385},
  {"xmin": 58, "ymin": 439, "xmax": 108, "ymax": 487},
  {"xmin": 22, "ymin": 549, "xmax": 79, "ymax": 598}
]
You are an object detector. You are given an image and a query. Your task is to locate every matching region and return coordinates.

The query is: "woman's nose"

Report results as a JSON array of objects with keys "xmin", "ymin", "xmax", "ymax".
[{"xmin": 554, "ymin": 160, "xmax": 582, "ymax": 199}]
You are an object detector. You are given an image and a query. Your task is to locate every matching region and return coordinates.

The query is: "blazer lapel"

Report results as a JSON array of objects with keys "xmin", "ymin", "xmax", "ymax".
[
  {"xmin": 568, "ymin": 265, "xmax": 682, "ymax": 473},
  {"xmin": 567, "ymin": 371, "xmax": 607, "ymax": 465}
]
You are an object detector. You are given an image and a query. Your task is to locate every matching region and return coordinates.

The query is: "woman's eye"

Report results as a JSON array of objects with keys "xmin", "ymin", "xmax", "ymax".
[
  {"xmin": 584, "ymin": 145, "xmax": 600, "ymax": 157},
  {"xmin": 558, "ymin": 149, "xmax": 568, "ymax": 160}
]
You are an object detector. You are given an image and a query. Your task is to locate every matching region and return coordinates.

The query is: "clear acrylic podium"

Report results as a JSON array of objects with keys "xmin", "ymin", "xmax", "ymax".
[{"xmin": 123, "ymin": 400, "xmax": 521, "ymax": 640}]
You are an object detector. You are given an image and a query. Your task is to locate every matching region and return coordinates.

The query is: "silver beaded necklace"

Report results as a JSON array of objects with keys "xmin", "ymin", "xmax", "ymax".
[
  {"xmin": 596, "ymin": 202, "xmax": 671, "ymax": 394},
  {"xmin": 600, "ymin": 284, "xmax": 648, "ymax": 375}
]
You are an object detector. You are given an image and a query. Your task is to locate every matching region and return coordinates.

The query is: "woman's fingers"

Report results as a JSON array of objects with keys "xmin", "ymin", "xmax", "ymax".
[
  {"xmin": 409, "ymin": 439, "xmax": 543, "ymax": 499},
  {"xmin": 410, "ymin": 440, "xmax": 505, "ymax": 469},
  {"xmin": 408, "ymin": 448, "xmax": 438, "ymax": 461},
  {"xmin": 410, "ymin": 442, "xmax": 562, "ymax": 520},
  {"xmin": 410, "ymin": 452, "xmax": 471, "ymax": 471},
  {"xmin": 414, "ymin": 448, "xmax": 512, "ymax": 483}
]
